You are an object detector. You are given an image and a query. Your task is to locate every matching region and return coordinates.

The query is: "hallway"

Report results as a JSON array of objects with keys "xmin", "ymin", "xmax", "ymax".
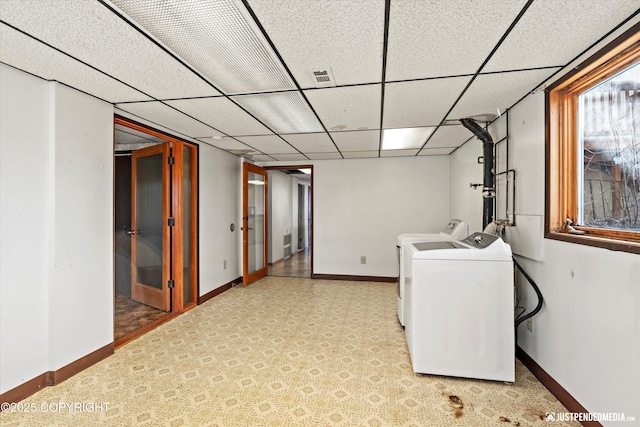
[{"xmin": 268, "ymin": 247, "xmax": 311, "ymax": 278}]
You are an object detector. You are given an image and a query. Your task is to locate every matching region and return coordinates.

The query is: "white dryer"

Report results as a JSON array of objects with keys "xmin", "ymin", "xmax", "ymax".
[
  {"xmin": 396, "ymin": 219, "xmax": 468, "ymax": 326},
  {"xmin": 404, "ymin": 232, "xmax": 514, "ymax": 382}
]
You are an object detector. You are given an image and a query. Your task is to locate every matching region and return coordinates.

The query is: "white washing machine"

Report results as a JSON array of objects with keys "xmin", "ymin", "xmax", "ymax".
[
  {"xmin": 396, "ymin": 219, "xmax": 468, "ymax": 326},
  {"xmin": 404, "ymin": 232, "xmax": 514, "ymax": 382}
]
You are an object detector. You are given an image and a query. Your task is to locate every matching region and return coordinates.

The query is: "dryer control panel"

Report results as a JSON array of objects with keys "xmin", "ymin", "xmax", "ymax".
[{"xmin": 460, "ymin": 232, "xmax": 500, "ymax": 249}]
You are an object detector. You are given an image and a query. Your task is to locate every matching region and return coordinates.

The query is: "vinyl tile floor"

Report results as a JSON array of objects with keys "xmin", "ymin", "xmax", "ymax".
[{"xmin": 1, "ymin": 277, "xmax": 578, "ymax": 427}]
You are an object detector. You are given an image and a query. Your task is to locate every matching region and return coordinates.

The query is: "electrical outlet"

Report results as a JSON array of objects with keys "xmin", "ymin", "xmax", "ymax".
[
  {"xmin": 360, "ymin": 256, "xmax": 366, "ymax": 264},
  {"xmin": 223, "ymin": 260, "xmax": 227, "ymax": 270},
  {"xmin": 526, "ymin": 318, "xmax": 534, "ymax": 333}
]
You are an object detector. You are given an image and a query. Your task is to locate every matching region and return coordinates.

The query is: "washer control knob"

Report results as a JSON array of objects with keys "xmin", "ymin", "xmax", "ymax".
[{"xmin": 474, "ymin": 235, "xmax": 483, "ymax": 244}]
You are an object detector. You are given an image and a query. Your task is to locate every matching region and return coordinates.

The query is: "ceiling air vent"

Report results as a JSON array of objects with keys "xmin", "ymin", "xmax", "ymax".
[{"xmin": 310, "ymin": 68, "xmax": 336, "ymax": 88}]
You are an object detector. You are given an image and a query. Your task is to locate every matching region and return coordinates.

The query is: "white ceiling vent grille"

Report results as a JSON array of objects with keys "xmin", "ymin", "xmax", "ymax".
[
  {"xmin": 310, "ymin": 68, "xmax": 335, "ymax": 88},
  {"xmin": 109, "ymin": 0, "xmax": 295, "ymax": 95}
]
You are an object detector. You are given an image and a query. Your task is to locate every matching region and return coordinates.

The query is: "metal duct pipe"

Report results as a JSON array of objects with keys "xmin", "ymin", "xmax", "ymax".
[{"xmin": 460, "ymin": 118, "xmax": 495, "ymax": 229}]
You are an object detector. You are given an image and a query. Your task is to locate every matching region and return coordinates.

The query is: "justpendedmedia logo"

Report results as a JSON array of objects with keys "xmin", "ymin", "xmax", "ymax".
[{"xmin": 545, "ymin": 412, "xmax": 634, "ymax": 423}]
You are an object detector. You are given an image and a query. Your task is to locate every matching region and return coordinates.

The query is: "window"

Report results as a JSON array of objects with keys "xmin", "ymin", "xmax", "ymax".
[{"xmin": 546, "ymin": 25, "xmax": 640, "ymax": 253}]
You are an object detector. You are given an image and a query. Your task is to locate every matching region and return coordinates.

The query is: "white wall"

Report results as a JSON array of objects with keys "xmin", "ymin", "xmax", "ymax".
[
  {"xmin": 315, "ymin": 156, "xmax": 450, "ymax": 276},
  {"xmin": 48, "ymin": 83, "xmax": 114, "ymax": 370},
  {"xmin": 0, "ymin": 64, "xmax": 51, "ymax": 393},
  {"xmin": 449, "ymin": 54, "xmax": 640, "ymax": 423},
  {"xmin": 0, "ymin": 65, "xmax": 114, "ymax": 392},
  {"xmin": 0, "ymin": 66, "xmax": 244, "ymax": 396},
  {"xmin": 449, "ymin": 142, "xmax": 484, "ymax": 234},
  {"xmin": 261, "ymin": 156, "xmax": 450, "ymax": 277},
  {"xmin": 268, "ymin": 170, "xmax": 293, "ymax": 263},
  {"xmin": 198, "ymin": 144, "xmax": 242, "ymax": 295}
]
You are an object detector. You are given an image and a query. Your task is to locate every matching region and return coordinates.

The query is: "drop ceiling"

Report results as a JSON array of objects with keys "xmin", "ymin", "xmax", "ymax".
[{"xmin": 1, "ymin": 0, "xmax": 638, "ymax": 161}]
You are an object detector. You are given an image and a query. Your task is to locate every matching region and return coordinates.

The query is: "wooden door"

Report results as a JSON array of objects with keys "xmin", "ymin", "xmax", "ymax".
[
  {"xmin": 131, "ymin": 143, "xmax": 171, "ymax": 311},
  {"xmin": 242, "ymin": 162, "xmax": 268, "ymax": 285}
]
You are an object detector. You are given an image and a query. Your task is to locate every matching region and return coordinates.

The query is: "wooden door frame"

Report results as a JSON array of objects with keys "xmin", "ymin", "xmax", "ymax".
[
  {"xmin": 171, "ymin": 140, "xmax": 199, "ymax": 312},
  {"xmin": 242, "ymin": 162, "xmax": 269, "ymax": 285},
  {"xmin": 264, "ymin": 165, "xmax": 313, "ymax": 277},
  {"xmin": 115, "ymin": 116, "xmax": 199, "ymax": 314}
]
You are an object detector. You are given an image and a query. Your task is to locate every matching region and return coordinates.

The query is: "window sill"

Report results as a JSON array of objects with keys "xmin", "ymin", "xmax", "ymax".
[{"xmin": 545, "ymin": 231, "xmax": 640, "ymax": 255}]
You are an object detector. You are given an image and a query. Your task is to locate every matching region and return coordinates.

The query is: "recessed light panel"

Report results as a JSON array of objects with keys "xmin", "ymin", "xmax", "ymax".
[
  {"xmin": 382, "ymin": 128, "xmax": 435, "ymax": 150},
  {"xmin": 109, "ymin": 0, "xmax": 295, "ymax": 94},
  {"xmin": 232, "ymin": 92, "xmax": 324, "ymax": 134}
]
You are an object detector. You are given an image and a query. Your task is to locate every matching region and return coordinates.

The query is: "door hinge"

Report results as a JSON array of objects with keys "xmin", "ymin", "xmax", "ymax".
[
  {"xmin": 168, "ymin": 217, "xmax": 175, "ymax": 226},
  {"xmin": 168, "ymin": 279, "xmax": 175, "ymax": 289},
  {"xmin": 168, "ymin": 156, "xmax": 175, "ymax": 165}
]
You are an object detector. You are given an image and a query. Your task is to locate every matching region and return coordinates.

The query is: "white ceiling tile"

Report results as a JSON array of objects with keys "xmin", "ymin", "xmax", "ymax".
[
  {"xmin": 117, "ymin": 102, "xmax": 222, "ymax": 138},
  {"xmin": 386, "ymin": 0, "xmax": 528, "ymax": 81},
  {"xmin": 423, "ymin": 125, "xmax": 474, "ymax": 149},
  {"xmin": 330, "ymin": 130, "xmax": 380, "ymax": 152},
  {"xmin": 306, "ymin": 152, "xmax": 343, "ymax": 160},
  {"xmin": 115, "ymin": 125, "xmax": 166, "ymax": 145},
  {"xmin": 165, "ymin": 97, "xmax": 272, "ymax": 136},
  {"xmin": 251, "ymin": 154, "xmax": 276, "ymax": 162},
  {"xmin": 418, "ymin": 147, "xmax": 455, "ymax": 156},
  {"xmin": 232, "ymin": 92, "xmax": 323, "ymax": 133},
  {"xmin": 383, "ymin": 77, "xmax": 471, "ymax": 128},
  {"xmin": 247, "ymin": 0, "xmax": 385, "ymax": 88},
  {"xmin": 304, "ymin": 85, "xmax": 381, "ymax": 132},
  {"xmin": 342, "ymin": 151, "xmax": 380, "ymax": 159},
  {"xmin": 3, "ymin": 0, "xmax": 634, "ymax": 164},
  {"xmin": 270, "ymin": 153, "xmax": 310, "ymax": 161},
  {"xmin": 196, "ymin": 137, "xmax": 259, "ymax": 153},
  {"xmin": 235, "ymin": 135, "xmax": 299, "ymax": 155},
  {"xmin": 448, "ymin": 69, "xmax": 559, "ymax": 120},
  {"xmin": 380, "ymin": 149, "xmax": 419, "ymax": 157},
  {"xmin": 281, "ymin": 133, "xmax": 338, "ymax": 153},
  {"xmin": 110, "ymin": 0, "xmax": 295, "ymax": 94},
  {"xmin": 0, "ymin": 0, "xmax": 220, "ymax": 100},
  {"xmin": 0, "ymin": 25, "xmax": 151, "ymax": 103},
  {"xmin": 484, "ymin": 0, "xmax": 640, "ymax": 72}
]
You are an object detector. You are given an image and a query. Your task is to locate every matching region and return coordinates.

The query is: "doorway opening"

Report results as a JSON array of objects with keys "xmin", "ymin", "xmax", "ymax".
[
  {"xmin": 266, "ymin": 166, "xmax": 313, "ymax": 279},
  {"xmin": 113, "ymin": 117, "xmax": 199, "ymax": 346}
]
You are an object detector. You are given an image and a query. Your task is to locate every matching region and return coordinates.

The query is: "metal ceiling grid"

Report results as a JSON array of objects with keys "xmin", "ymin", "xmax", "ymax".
[
  {"xmin": 165, "ymin": 97, "xmax": 273, "ymax": 137},
  {"xmin": 0, "ymin": 0, "xmax": 221, "ymax": 100},
  {"xmin": 0, "ymin": 0, "xmax": 638, "ymax": 159},
  {"xmin": 303, "ymin": 85, "xmax": 382, "ymax": 133},
  {"xmin": 246, "ymin": 0, "xmax": 386, "ymax": 88},
  {"xmin": 118, "ymin": 101, "xmax": 225, "ymax": 139},
  {"xmin": 0, "ymin": 25, "xmax": 151, "ymax": 104},
  {"xmin": 281, "ymin": 133, "xmax": 341, "ymax": 154}
]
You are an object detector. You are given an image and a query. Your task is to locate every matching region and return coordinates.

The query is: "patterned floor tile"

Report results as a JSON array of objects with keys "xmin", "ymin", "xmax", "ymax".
[{"xmin": 1, "ymin": 276, "xmax": 578, "ymax": 427}]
